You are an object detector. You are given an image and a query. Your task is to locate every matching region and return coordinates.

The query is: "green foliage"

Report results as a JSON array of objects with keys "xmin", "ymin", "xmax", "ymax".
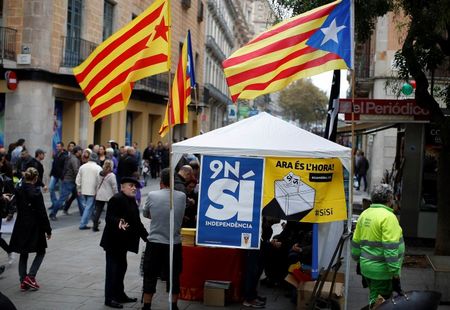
[
  {"xmin": 270, "ymin": 0, "xmax": 393, "ymax": 42},
  {"xmin": 279, "ymin": 79, "xmax": 328, "ymax": 123}
]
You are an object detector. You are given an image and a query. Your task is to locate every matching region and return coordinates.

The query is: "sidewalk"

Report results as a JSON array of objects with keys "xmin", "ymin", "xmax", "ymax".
[
  {"xmin": 0, "ymin": 179, "xmax": 294, "ymax": 310},
  {"xmin": 0, "ymin": 180, "xmax": 447, "ymax": 309}
]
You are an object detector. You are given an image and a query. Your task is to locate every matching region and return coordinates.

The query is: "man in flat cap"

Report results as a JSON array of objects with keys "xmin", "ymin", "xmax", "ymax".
[
  {"xmin": 100, "ymin": 177, "xmax": 148, "ymax": 309},
  {"xmin": 351, "ymin": 184, "xmax": 404, "ymax": 308}
]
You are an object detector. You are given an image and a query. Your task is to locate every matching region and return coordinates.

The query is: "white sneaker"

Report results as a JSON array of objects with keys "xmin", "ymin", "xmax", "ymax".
[{"xmin": 8, "ymin": 253, "xmax": 15, "ymax": 265}]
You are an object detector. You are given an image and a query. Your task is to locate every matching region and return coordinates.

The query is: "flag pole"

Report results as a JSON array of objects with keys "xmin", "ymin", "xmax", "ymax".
[
  {"xmin": 194, "ymin": 85, "xmax": 200, "ymax": 135},
  {"xmin": 167, "ymin": 68, "xmax": 175, "ymax": 310},
  {"xmin": 344, "ymin": 1, "xmax": 355, "ymax": 309}
]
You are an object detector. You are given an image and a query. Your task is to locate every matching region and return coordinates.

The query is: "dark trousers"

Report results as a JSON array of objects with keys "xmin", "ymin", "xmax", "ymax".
[
  {"xmin": 92, "ymin": 201, "xmax": 107, "ymax": 229},
  {"xmin": 0, "ymin": 222, "xmax": 10, "ymax": 254},
  {"xmin": 105, "ymin": 250, "xmax": 128, "ymax": 302},
  {"xmin": 357, "ymin": 174, "xmax": 368, "ymax": 191},
  {"xmin": 143, "ymin": 242, "xmax": 182, "ymax": 294},
  {"xmin": 243, "ymin": 249, "xmax": 261, "ymax": 301},
  {"xmin": 63, "ymin": 189, "xmax": 81, "ymax": 214},
  {"xmin": 18, "ymin": 252, "xmax": 45, "ymax": 282}
]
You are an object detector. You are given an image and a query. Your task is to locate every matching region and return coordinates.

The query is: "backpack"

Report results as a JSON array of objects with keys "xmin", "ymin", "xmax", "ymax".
[
  {"xmin": 0, "ymin": 174, "xmax": 15, "ymax": 218},
  {"xmin": 0, "ymin": 197, "xmax": 8, "ymax": 218}
]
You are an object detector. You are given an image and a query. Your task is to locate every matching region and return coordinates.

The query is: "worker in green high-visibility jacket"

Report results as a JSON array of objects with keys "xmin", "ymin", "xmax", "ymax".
[{"xmin": 351, "ymin": 184, "xmax": 404, "ymax": 307}]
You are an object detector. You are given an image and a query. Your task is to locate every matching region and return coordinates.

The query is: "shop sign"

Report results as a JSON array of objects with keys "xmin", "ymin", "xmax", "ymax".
[{"xmin": 339, "ymin": 99, "xmax": 430, "ymax": 122}]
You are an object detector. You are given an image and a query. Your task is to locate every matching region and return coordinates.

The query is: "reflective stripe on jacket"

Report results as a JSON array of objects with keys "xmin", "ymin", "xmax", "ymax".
[{"xmin": 351, "ymin": 204, "xmax": 404, "ymax": 280}]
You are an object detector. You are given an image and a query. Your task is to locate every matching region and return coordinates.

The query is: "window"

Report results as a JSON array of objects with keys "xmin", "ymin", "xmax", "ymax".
[
  {"xmin": 181, "ymin": 0, "xmax": 191, "ymax": 9},
  {"xmin": 67, "ymin": 0, "xmax": 82, "ymax": 38},
  {"xmin": 103, "ymin": 1, "xmax": 114, "ymax": 40},
  {"xmin": 197, "ymin": 0, "xmax": 204, "ymax": 22},
  {"xmin": 0, "ymin": 0, "xmax": 3, "ymax": 26},
  {"xmin": 64, "ymin": 0, "xmax": 83, "ymax": 66}
]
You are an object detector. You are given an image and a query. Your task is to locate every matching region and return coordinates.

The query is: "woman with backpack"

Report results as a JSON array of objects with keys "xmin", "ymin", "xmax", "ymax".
[{"xmin": 9, "ymin": 167, "xmax": 52, "ymax": 291}]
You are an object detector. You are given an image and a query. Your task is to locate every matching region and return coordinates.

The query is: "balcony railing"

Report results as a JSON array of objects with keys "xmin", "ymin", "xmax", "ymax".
[
  {"xmin": 134, "ymin": 74, "xmax": 169, "ymax": 97},
  {"xmin": 354, "ymin": 41, "xmax": 374, "ymax": 79},
  {"xmin": 0, "ymin": 27, "xmax": 17, "ymax": 61},
  {"xmin": 207, "ymin": 0, "xmax": 234, "ymax": 48},
  {"xmin": 204, "ymin": 83, "xmax": 232, "ymax": 105},
  {"xmin": 355, "ymin": 52, "xmax": 374, "ymax": 79},
  {"xmin": 206, "ymin": 35, "xmax": 226, "ymax": 62},
  {"xmin": 60, "ymin": 36, "xmax": 98, "ymax": 67}
]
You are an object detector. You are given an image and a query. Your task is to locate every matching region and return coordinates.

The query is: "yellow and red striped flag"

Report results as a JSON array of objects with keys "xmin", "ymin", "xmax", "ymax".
[
  {"xmin": 73, "ymin": 0, "xmax": 171, "ymax": 121},
  {"xmin": 223, "ymin": 0, "xmax": 352, "ymax": 103},
  {"xmin": 159, "ymin": 30, "xmax": 196, "ymax": 137}
]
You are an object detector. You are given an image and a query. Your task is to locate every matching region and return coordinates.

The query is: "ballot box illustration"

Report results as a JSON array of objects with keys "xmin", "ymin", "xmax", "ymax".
[{"xmin": 274, "ymin": 172, "xmax": 316, "ymax": 215}]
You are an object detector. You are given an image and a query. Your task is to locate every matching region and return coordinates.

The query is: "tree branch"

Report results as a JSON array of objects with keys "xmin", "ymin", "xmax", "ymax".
[{"xmin": 402, "ymin": 23, "xmax": 445, "ymax": 123}]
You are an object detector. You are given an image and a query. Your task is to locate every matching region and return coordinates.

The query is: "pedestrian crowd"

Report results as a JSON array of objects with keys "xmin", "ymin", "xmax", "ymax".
[
  {"xmin": 0, "ymin": 138, "xmax": 405, "ymax": 310},
  {"xmin": 0, "ymin": 137, "xmax": 202, "ymax": 309}
]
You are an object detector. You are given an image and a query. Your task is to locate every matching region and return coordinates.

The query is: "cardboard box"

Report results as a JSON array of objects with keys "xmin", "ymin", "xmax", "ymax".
[
  {"xmin": 285, "ymin": 272, "xmax": 345, "ymax": 310},
  {"xmin": 181, "ymin": 228, "xmax": 196, "ymax": 246},
  {"xmin": 203, "ymin": 280, "xmax": 231, "ymax": 306}
]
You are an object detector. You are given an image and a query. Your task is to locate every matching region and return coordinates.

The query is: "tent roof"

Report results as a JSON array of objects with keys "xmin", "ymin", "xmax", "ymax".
[{"xmin": 173, "ymin": 112, "xmax": 351, "ymax": 169}]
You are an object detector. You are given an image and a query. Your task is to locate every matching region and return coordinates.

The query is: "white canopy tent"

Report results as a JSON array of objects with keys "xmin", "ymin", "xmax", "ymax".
[
  {"xmin": 172, "ymin": 112, "xmax": 351, "ymax": 171},
  {"xmin": 172, "ymin": 112, "xmax": 352, "ymax": 270}
]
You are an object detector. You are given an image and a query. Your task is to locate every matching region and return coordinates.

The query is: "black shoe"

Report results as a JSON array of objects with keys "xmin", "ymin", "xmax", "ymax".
[
  {"xmin": 0, "ymin": 265, "xmax": 5, "ymax": 275},
  {"xmin": 49, "ymin": 215, "xmax": 57, "ymax": 221},
  {"xmin": 257, "ymin": 296, "xmax": 267, "ymax": 304},
  {"xmin": 142, "ymin": 303, "xmax": 151, "ymax": 310},
  {"xmin": 118, "ymin": 296, "xmax": 137, "ymax": 303},
  {"xmin": 92, "ymin": 227, "xmax": 100, "ymax": 232},
  {"xmin": 105, "ymin": 300, "xmax": 123, "ymax": 308}
]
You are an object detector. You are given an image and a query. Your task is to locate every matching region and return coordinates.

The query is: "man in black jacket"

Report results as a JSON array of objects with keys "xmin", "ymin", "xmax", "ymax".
[
  {"xmin": 116, "ymin": 147, "xmax": 138, "ymax": 185},
  {"xmin": 48, "ymin": 142, "xmax": 67, "ymax": 207},
  {"xmin": 100, "ymin": 177, "xmax": 148, "ymax": 309}
]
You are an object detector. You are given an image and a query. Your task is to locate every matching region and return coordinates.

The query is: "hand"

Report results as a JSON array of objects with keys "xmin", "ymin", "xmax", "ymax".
[
  {"xmin": 43, "ymin": 186, "xmax": 49, "ymax": 193},
  {"xmin": 292, "ymin": 243, "xmax": 302, "ymax": 252},
  {"xmin": 271, "ymin": 239, "xmax": 282, "ymax": 248},
  {"xmin": 118, "ymin": 219, "xmax": 129, "ymax": 231},
  {"xmin": 46, "ymin": 233, "xmax": 52, "ymax": 240},
  {"xmin": 2, "ymin": 194, "xmax": 12, "ymax": 201}
]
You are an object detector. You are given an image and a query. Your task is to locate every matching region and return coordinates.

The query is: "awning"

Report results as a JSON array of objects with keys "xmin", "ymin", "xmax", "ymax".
[{"xmin": 337, "ymin": 122, "xmax": 397, "ymax": 135}]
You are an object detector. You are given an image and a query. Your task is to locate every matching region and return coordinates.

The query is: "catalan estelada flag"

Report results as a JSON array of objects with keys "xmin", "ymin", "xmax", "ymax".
[
  {"xmin": 159, "ymin": 30, "xmax": 196, "ymax": 137},
  {"xmin": 223, "ymin": 0, "xmax": 352, "ymax": 103},
  {"xmin": 73, "ymin": 0, "xmax": 171, "ymax": 121}
]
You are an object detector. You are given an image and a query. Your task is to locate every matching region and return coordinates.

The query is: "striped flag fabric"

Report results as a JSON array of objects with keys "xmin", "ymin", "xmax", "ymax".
[
  {"xmin": 223, "ymin": 0, "xmax": 352, "ymax": 103},
  {"xmin": 159, "ymin": 30, "xmax": 196, "ymax": 137},
  {"xmin": 73, "ymin": 0, "xmax": 171, "ymax": 121}
]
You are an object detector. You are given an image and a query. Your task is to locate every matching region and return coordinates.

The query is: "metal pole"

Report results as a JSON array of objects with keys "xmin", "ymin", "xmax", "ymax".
[
  {"xmin": 168, "ymin": 68, "xmax": 174, "ymax": 310},
  {"xmin": 194, "ymin": 86, "xmax": 200, "ymax": 135}
]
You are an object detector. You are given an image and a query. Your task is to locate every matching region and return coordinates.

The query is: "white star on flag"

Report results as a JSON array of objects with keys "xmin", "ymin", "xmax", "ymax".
[{"xmin": 320, "ymin": 18, "xmax": 346, "ymax": 45}]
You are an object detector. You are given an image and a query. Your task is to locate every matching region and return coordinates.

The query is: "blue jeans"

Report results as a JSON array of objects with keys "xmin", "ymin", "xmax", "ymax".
[
  {"xmin": 48, "ymin": 176, "xmax": 60, "ymax": 206},
  {"xmin": 50, "ymin": 180, "xmax": 82, "ymax": 217},
  {"xmin": 79, "ymin": 195, "xmax": 95, "ymax": 228}
]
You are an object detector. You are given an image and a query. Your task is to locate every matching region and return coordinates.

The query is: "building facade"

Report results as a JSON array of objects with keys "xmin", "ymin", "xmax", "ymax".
[
  {"xmin": 352, "ymin": 12, "xmax": 448, "ymax": 239},
  {"xmin": 202, "ymin": 0, "xmax": 236, "ymax": 131},
  {"xmin": 0, "ymin": 0, "xmax": 205, "ymax": 177}
]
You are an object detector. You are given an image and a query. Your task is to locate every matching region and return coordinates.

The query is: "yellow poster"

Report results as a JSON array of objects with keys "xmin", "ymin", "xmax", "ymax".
[{"xmin": 262, "ymin": 157, "xmax": 346, "ymax": 223}]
